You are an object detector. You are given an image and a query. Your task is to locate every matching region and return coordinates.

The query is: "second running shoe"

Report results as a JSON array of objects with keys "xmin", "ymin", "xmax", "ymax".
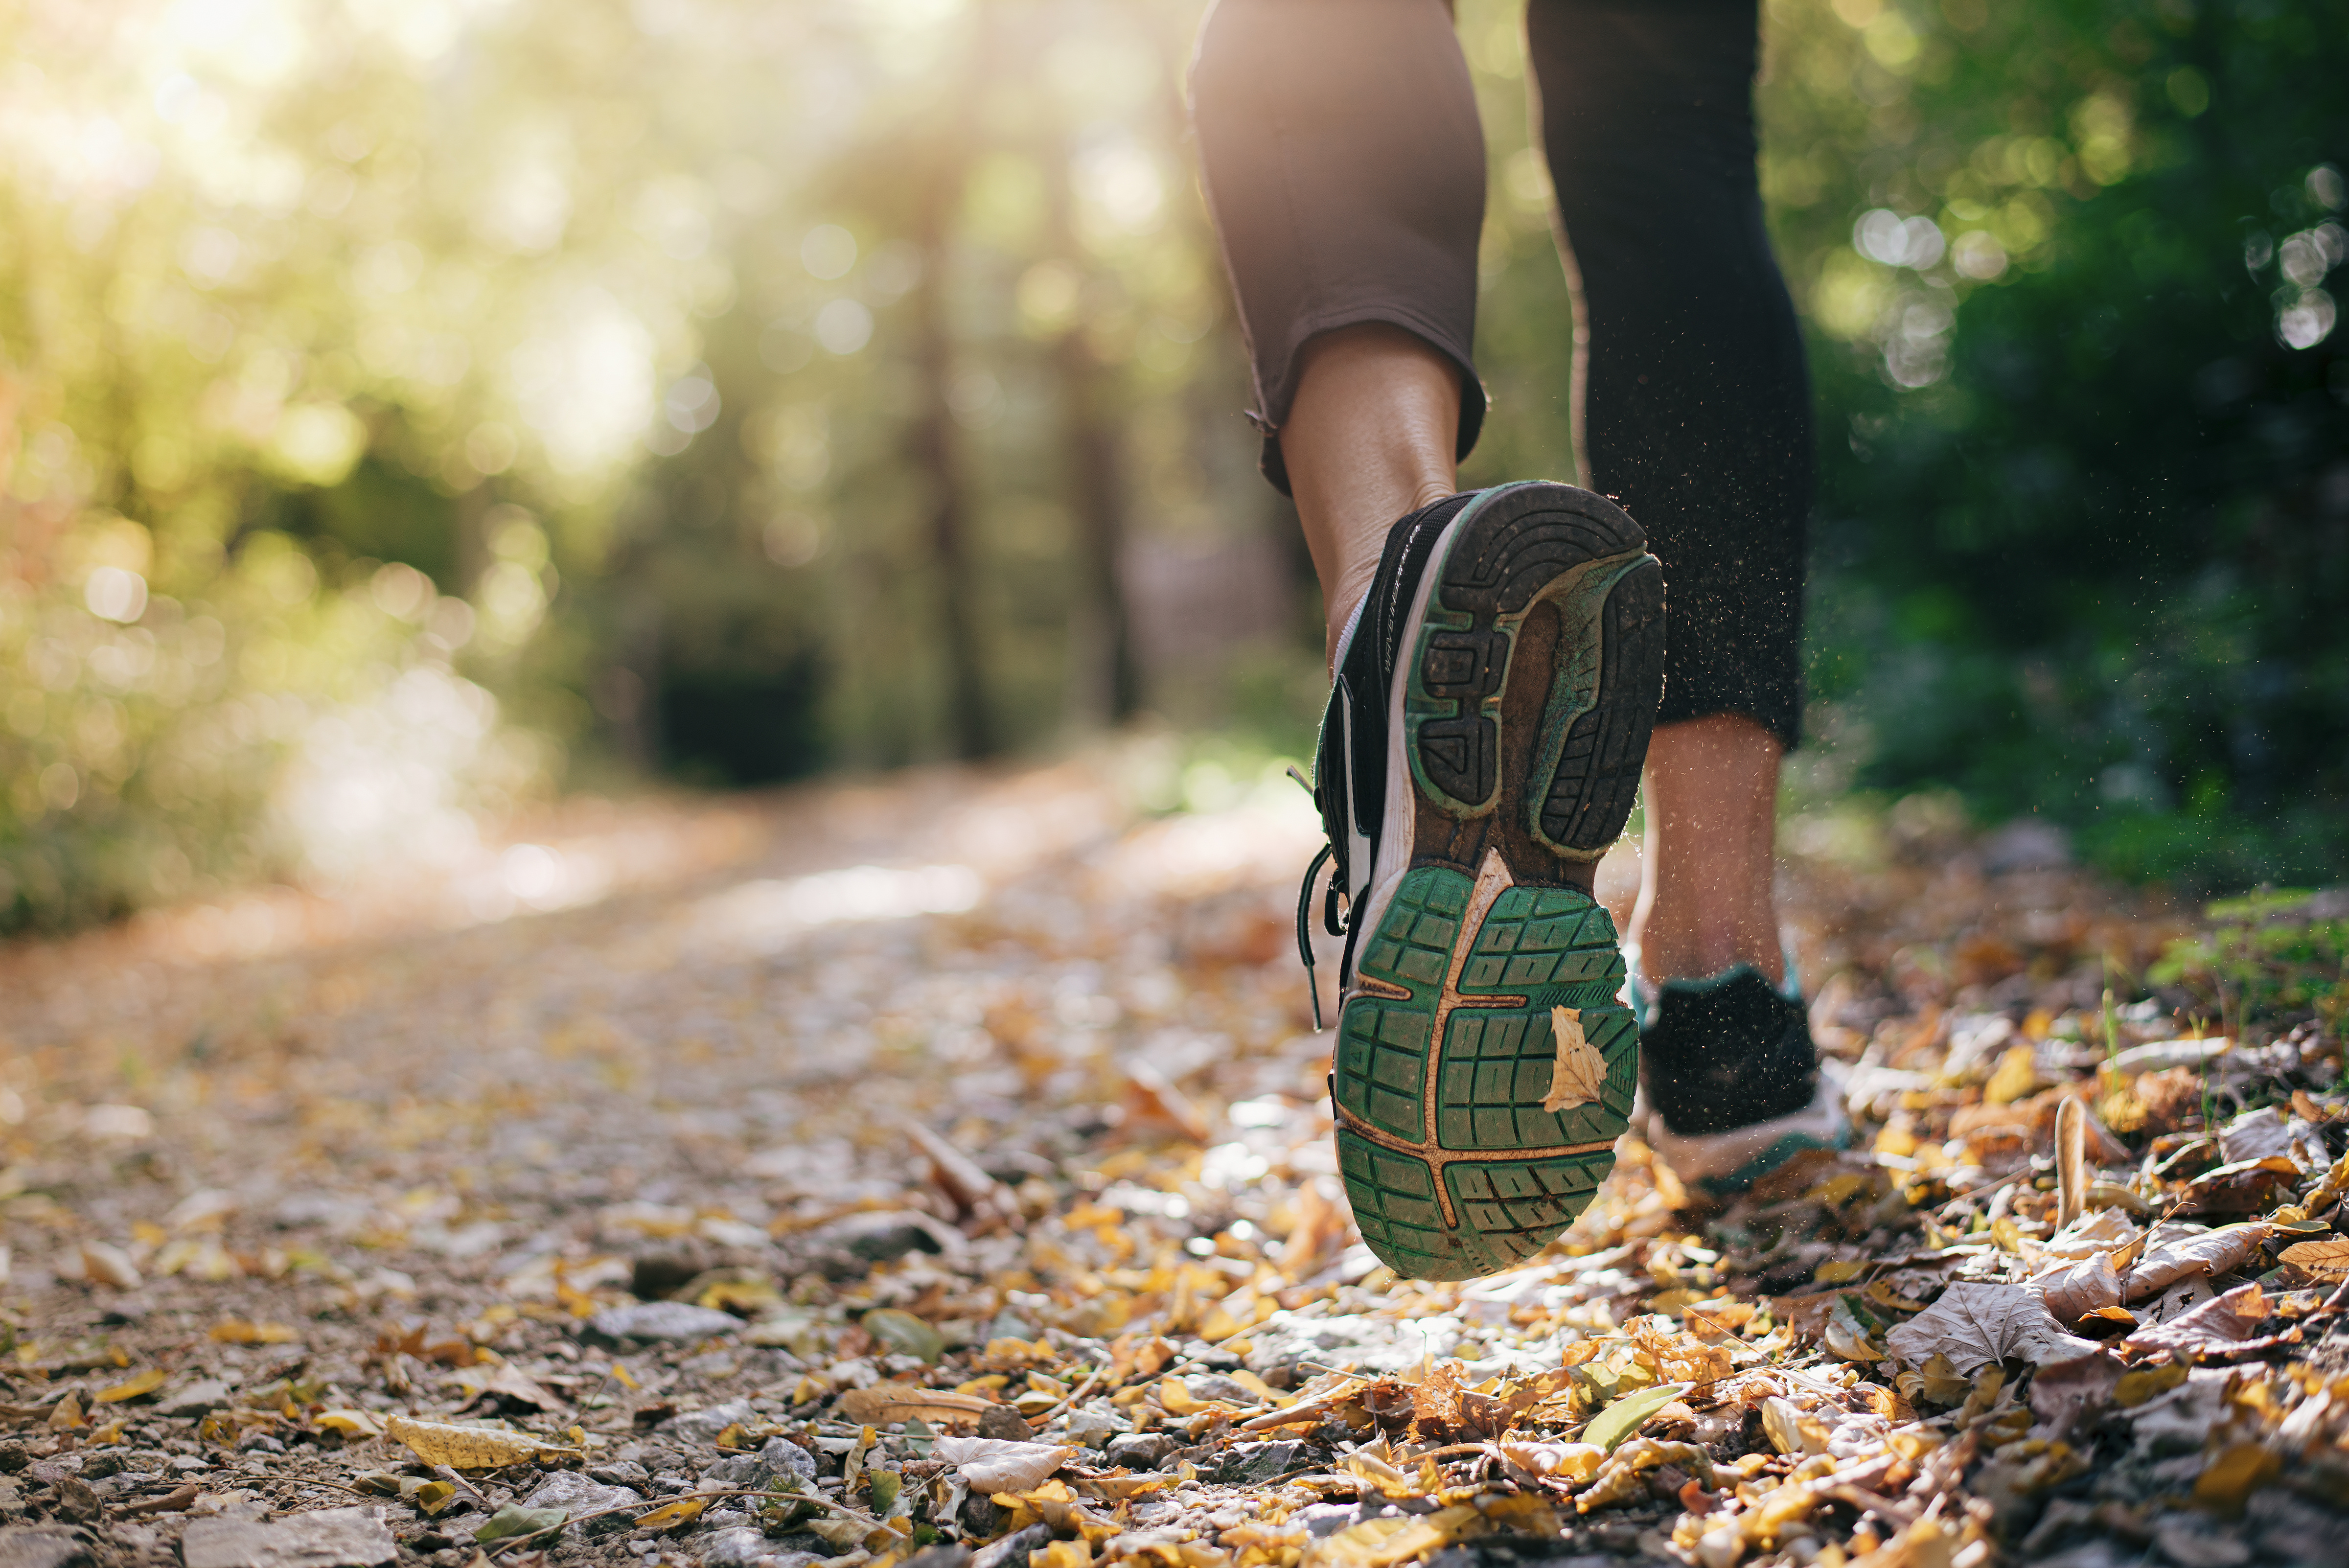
[{"xmin": 1301, "ymin": 482, "xmax": 1665, "ymax": 1281}]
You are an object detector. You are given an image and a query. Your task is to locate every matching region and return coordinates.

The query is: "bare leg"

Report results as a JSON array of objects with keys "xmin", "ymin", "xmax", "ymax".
[
  {"xmin": 1628, "ymin": 713, "xmax": 1785, "ymax": 989},
  {"xmin": 1281, "ymin": 323, "xmax": 1462, "ymax": 666}
]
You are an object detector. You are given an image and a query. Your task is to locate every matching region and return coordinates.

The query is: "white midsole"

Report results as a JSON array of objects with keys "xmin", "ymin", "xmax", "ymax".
[{"xmin": 1342, "ymin": 495, "xmax": 1484, "ymax": 998}]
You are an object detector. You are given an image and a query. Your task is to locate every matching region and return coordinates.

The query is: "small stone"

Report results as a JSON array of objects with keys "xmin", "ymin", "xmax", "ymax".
[
  {"xmin": 181, "ymin": 1507, "xmax": 399, "ymax": 1568},
  {"xmin": 1214, "ymin": 1440, "xmax": 1307, "ymax": 1486},
  {"xmin": 694, "ymin": 1527, "xmax": 784, "ymax": 1568},
  {"xmin": 657, "ymin": 1400, "xmax": 760, "ymax": 1444},
  {"xmin": 1063, "ymin": 1407, "xmax": 1125, "ymax": 1450},
  {"xmin": 51, "ymin": 1482, "xmax": 100, "ymax": 1526},
  {"xmin": 159, "ymin": 1381, "xmax": 236, "ymax": 1418},
  {"xmin": 0, "ymin": 1529, "xmax": 86, "ymax": 1568},
  {"xmin": 1104, "ymin": 1433, "xmax": 1175, "ymax": 1469},
  {"xmin": 521, "ymin": 1471, "xmax": 642, "ymax": 1537},
  {"xmin": 1186, "ymin": 1375, "xmax": 1257, "ymax": 1406},
  {"xmin": 968, "ymin": 1524, "xmax": 1052, "ymax": 1568},
  {"xmin": 977, "ymin": 1405, "xmax": 1031, "ymax": 1442},
  {"xmin": 0, "ymin": 1450, "xmax": 25, "ymax": 1476},
  {"xmin": 589, "ymin": 1303, "xmax": 743, "ymax": 1344},
  {"xmin": 810, "ymin": 1211, "xmax": 955, "ymax": 1264},
  {"xmin": 760, "ymin": 1438, "xmax": 816, "ymax": 1482},
  {"xmin": 589, "ymin": 1461, "xmax": 651, "ymax": 1489},
  {"xmin": 902, "ymin": 1548, "xmax": 971, "ymax": 1568}
]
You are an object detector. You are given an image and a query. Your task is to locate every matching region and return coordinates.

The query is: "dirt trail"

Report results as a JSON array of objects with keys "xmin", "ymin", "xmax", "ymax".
[{"xmin": 0, "ymin": 753, "xmax": 2336, "ymax": 1568}]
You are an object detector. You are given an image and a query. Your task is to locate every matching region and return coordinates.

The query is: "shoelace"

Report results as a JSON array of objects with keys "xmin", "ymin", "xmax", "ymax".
[{"xmin": 1289, "ymin": 765, "xmax": 1348, "ymax": 1031}]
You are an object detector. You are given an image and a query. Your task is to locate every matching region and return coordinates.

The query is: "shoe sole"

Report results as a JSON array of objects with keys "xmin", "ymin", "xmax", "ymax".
[{"xmin": 1333, "ymin": 483, "xmax": 1663, "ymax": 1281}]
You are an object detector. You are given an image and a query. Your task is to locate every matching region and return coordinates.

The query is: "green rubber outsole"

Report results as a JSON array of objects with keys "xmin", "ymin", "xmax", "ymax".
[{"xmin": 1334, "ymin": 864, "xmax": 1637, "ymax": 1281}]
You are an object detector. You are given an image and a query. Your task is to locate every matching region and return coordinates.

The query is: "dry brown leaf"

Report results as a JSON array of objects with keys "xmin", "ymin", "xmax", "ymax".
[
  {"xmin": 2123, "ymin": 1283, "xmax": 2270, "ymax": 1355},
  {"xmin": 837, "ymin": 1384, "xmax": 991, "ymax": 1428},
  {"xmin": 2029, "ymin": 1253, "xmax": 2121, "ymax": 1325},
  {"xmin": 2054, "ymin": 1097, "xmax": 2087, "ymax": 1230},
  {"xmin": 930, "ymin": 1435, "xmax": 1075, "ymax": 1492},
  {"xmin": 1540, "ymin": 1007, "xmax": 1607, "ymax": 1113},
  {"xmin": 2122, "ymin": 1223, "xmax": 2270, "ymax": 1303},
  {"xmin": 2279, "ymin": 1238, "xmax": 2349, "ymax": 1279},
  {"xmin": 383, "ymin": 1415, "xmax": 580, "ymax": 1469},
  {"xmin": 1883, "ymin": 1282, "xmax": 2098, "ymax": 1373}
]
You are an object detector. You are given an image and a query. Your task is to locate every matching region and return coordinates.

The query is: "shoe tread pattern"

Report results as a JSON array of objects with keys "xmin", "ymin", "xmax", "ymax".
[
  {"xmin": 1405, "ymin": 484, "xmax": 1662, "ymax": 851},
  {"xmin": 1335, "ymin": 866, "xmax": 1636, "ymax": 1282}
]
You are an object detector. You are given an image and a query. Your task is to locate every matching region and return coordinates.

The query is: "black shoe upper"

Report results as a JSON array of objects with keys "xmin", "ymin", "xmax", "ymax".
[
  {"xmin": 1295, "ymin": 494, "xmax": 1477, "ymax": 1008},
  {"xmin": 1638, "ymin": 966, "xmax": 1821, "ymax": 1136}
]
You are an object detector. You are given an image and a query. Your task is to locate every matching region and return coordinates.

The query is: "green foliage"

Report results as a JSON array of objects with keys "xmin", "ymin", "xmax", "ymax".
[
  {"xmin": 6, "ymin": 0, "xmax": 2344, "ymax": 934},
  {"xmin": 2150, "ymin": 889, "xmax": 2349, "ymax": 1042},
  {"xmin": 1756, "ymin": 0, "xmax": 2349, "ymax": 885}
]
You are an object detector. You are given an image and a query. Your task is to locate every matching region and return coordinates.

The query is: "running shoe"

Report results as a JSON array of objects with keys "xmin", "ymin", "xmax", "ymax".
[
  {"xmin": 1633, "ymin": 966, "xmax": 1849, "ymax": 1197},
  {"xmin": 1296, "ymin": 482, "xmax": 1665, "ymax": 1280}
]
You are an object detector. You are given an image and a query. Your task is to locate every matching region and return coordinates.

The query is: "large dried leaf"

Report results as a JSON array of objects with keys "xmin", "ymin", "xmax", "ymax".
[
  {"xmin": 1884, "ymin": 1283, "xmax": 2097, "ymax": 1373},
  {"xmin": 384, "ymin": 1415, "xmax": 580, "ymax": 1469},
  {"xmin": 930, "ymin": 1436, "xmax": 1075, "ymax": 1493},
  {"xmin": 2123, "ymin": 1283, "xmax": 2269, "ymax": 1355},
  {"xmin": 836, "ymin": 1384, "xmax": 991, "ymax": 1428},
  {"xmin": 2039, "ymin": 1208, "xmax": 2141, "ymax": 1260},
  {"xmin": 2029, "ymin": 1252, "xmax": 2121, "ymax": 1325},
  {"xmin": 2280, "ymin": 1238, "xmax": 2349, "ymax": 1279},
  {"xmin": 1540, "ymin": 1008, "xmax": 1607, "ymax": 1113},
  {"xmin": 2121, "ymin": 1223, "xmax": 2270, "ymax": 1303}
]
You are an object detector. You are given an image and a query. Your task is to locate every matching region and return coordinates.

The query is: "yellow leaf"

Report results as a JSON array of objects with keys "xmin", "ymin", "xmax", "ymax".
[
  {"xmin": 315, "ymin": 1409, "xmax": 388, "ymax": 1439},
  {"xmin": 1540, "ymin": 1008, "xmax": 1608, "ymax": 1113},
  {"xmin": 838, "ymin": 1384, "xmax": 993, "ymax": 1427},
  {"xmin": 47, "ymin": 1392, "xmax": 86, "ymax": 1430},
  {"xmin": 95, "ymin": 1368, "xmax": 167, "ymax": 1404},
  {"xmin": 610, "ymin": 1362, "xmax": 639, "ymax": 1390},
  {"xmin": 384, "ymin": 1415, "xmax": 580, "ymax": 1470},
  {"xmin": 1984, "ymin": 1045, "xmax": 2040, "ymax": 1106},
  {"xmin": 209, "ymin": 1319, "xmax": 297, "ymax": 1345},
  {"xmin": 635, "ymin": 1497, "xmax": 709, "ymax": 1531},
  {"xmin": 415, "ymin": 1481, "xmax": 458, "ymax": 1516},
  {"xmin": 1032, "ymin": 1542, "xmax": 1092, "ymax": 1568},
  {"xmin": 1158, "ymin": 1378, "xmax": 1205, "ymax": 1417},
  {"xmin": 2113, "ymin": 1363, "xmax": 2188, "ymax": 1408},
  {"xmin": 2193, "ymin": 1443, "xmax": 2281, "ymax": 1516},
  {"xmin": 1815, "ymin": 1260, "xmax": 1866, "ymax": 1284}
]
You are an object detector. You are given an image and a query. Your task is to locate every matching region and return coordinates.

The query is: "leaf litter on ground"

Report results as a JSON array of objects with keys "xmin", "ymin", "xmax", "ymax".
[{"xmin": 0, "ymin": 753, "xmax": 2345, "ymax": 1568}]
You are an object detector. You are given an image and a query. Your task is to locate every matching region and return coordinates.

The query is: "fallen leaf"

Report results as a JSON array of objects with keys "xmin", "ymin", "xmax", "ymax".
[
  {"xmin": 2054, "ymin": 1097, "xmax": 2087, "ymax": 1229},
  {"xmin": 2026, "ymin": 1352, "xmax": 2122, "ymax": 1440},
  {"xmin": 837, "ymin": 1384, "xmax": 990, "ymax": 1428},
  {"xmin": 930, "ymin": 1435, "xmax": 1076, "ymax": 1493},
  {"xmin": 1302, "ymin": 1505, "xmax": 1480, "ymax": 1568},
  {"xmin": 1494, "ymin": 1440, "xmax": 1604, "ymax": 1480},
  {"xmin": 2192, "ymin": 1443, "xmax": 2281, "ymax": 1516},
  {"xmin": 210, "ymin": 1319, "xmax": 298, "ymax": 1345},
  {"xmin": 2124, "ymin": 1283, "xmax": 2270, "ymax": 1356},
  {"xmin": 2029, "ymin": 1253, "xmax": 2121, "ymax": 1325},
  {"xmin": 634, "ymin": 1497, "xmax": 709, "ymax": 1531},
  {"xmin": 474, "ymin": 1504, "xmax": 568, "ymax": 1543},
  {"xmin": 94, "ymin": 1367, "xmax": 167, "ymax": 1404},
  {"xmin": 1883, "ymin": 1283, "xmax": 2098, "ymax": 1373},
  {"xmin": 384, "ymin": 1414, "xmax": 580, "ymax": 1469},
  {"xmin": 861, "ymin": 1309, "xmax": 945, "ymax": 1362},
  {"xmin": 2279, "ymin": 1238, "xmax": 2349, "ymax": 1280},
  {"xmin": 47, "ymin": 1392, "xmax": 85, "ymax": 1430},
  {"xmin": 2038, "ymin": 1207, "xmax": 2141, "ymax": 1260},
  {"xmin": 315, "ymin": 1409, "xmax": 388, "ymax": 1439},
  {"xmin": 1540, "ymin": 1008, "xmax": 1607, "ymax": 1113},
  {"xmin": 120, "ymin": 1484, "xmax": 200, "ymax": 1516},
  {"xmin": 1582, "ymin": 1382, "xmax": 1688, "ymax": 1453},
  {"xmin": 2122, "ymin": 1224, "xmax": 2270, "ymax": 1302}
]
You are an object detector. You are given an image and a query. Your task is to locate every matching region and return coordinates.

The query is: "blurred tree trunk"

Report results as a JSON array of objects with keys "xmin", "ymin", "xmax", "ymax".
[
  {"xmin": 1046, "ymin": 137, "xmax": 1142, "ymax": 730},
  {"xmin": 904, "ymin": 27, "xmax": 995, "ymax": 761}
]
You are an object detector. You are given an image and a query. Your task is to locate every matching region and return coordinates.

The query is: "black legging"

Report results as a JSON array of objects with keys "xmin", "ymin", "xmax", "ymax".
[{"xmin": 1189, "ymin": 0, "xmax": 1811, "ymax": 750}]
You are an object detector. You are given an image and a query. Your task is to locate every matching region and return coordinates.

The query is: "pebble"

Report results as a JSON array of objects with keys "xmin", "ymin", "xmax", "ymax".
[
  {"xmin": 180, "ymin": 1507, "xmax": 398, "ymax": 1568},
  {"xmin": 590, "ymin": 1303, "xmax": 745, "ymax": 1344}
]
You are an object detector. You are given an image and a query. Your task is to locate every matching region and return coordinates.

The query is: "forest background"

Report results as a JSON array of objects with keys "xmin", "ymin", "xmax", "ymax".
[{"xmin": 1, "ymin": 0, "xmax": 2345, "ymax": 935}]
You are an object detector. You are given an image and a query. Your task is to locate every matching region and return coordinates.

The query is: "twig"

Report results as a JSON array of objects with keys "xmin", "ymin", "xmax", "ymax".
[
  {"xmin": 1030, "ymin": 1364, "xmax": 1104, "ymax": 1427},
  {"xmin": 483, "ymin": 1483, "xmax": 888, "ymax": 1556}
]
